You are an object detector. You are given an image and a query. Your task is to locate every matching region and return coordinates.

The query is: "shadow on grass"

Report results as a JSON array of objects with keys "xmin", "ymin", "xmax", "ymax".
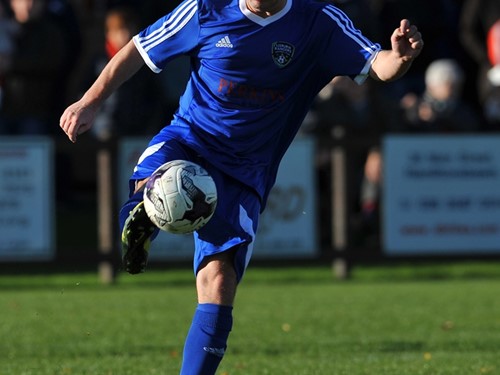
[
  {"xmin": 351, "ymin": 260, "xmax": 500, "ymax": 283},
  {"xmin": 2, "ymin": 260, "xmax": 500, "ymax": 291}
]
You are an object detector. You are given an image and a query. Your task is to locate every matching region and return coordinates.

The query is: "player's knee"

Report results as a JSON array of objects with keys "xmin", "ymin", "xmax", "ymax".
[{"xmin": 197, "ymin": 252, "xmax": 237, "ymax": 305}]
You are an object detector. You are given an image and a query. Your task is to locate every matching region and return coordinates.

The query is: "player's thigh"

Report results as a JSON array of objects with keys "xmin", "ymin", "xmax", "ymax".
[{"xmin": 194, "ymin": 169, "xmax": 261, "ymax": 283}]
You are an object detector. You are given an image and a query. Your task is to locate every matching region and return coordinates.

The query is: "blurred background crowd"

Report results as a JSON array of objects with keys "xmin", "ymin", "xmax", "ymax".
[{"xmin": 0, "ymin": 0, "xmax": 499, "ymax": 251}]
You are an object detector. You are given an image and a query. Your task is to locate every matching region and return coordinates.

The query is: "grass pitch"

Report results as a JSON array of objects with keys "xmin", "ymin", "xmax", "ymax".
[{"xmin": 1, "ymin": 262, "xmax": 500, "ymax": 374}]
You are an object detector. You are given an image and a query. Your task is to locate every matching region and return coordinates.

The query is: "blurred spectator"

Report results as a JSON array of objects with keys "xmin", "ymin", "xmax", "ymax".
[
  {"xmin": 483, "ymin": 84, "xmax": 500, "ymax": 130},
  {"xmin": 354, "ymin": 59, "xmax": 482, "ymax": 247},
  {"xmin": 482, "ymin": 19, "xmax": 500, "ymax": 130},
  {"xmin": 303, "ymin": 76, "xmax": 403, "ymax": 247},
  {"xmin": 373, "ymin": 0, "xmax": 465, "ymax": 100},
  {"xmin": 46, "ymin": 0, "xmax": 82, "ymax": 113},
  {"xmin": 460, "ymin": 0, "xmax": 500, "ymax": 107},
  {"xmin": 487, "ymin": 20, "xmax": 500, "ymax": 70},
  {"xmin": 400, "ymin": 59, "xmax": 481, "ymax": 133},
  {"xmin": 0, "ymin": 0, "xmax": 67, "ymax": 135},
  {"xmin": 105, "ymin": 0, "xmax": 175, "ymax": 25},
  {"xmin": 305, "ymin": 76, "xmax": 403, "ymax": 138},
  {"xmin": 0, "ymin": 2, "xmax": 17, "ymax": 110},
  {"xmin": 104, "ymin": 0, "xmax": 191, "ymax": 109},
  {"xmin": 357, "ymin": 145, "xmax": 382, "ymax": 246},
  {"xmin": 80, "ymin": 5, "xmax": 167, "ymax": 141}
]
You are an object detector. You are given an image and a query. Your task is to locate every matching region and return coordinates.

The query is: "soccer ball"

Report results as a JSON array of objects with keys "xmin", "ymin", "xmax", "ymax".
[{"xmin": 143, "ymin": 160, "xmax": 217, "ymax": 234}]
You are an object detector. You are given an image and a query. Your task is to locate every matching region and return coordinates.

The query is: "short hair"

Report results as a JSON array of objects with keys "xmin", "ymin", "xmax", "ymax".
[{"xmin": 425, "ymin": 59, "xmax": 464, "ymax": 86}]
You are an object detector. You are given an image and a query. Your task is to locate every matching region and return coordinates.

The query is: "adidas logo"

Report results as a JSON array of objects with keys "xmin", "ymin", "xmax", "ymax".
[{"xmin": 215, "ymin": 36, "xmax": 233, "ymax": 48}]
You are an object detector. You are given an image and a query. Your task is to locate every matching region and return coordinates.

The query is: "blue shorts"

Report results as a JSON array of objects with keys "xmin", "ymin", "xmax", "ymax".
[{"xmin": 129, "ymin": 126, "xmax": 261, "ymax": 282}]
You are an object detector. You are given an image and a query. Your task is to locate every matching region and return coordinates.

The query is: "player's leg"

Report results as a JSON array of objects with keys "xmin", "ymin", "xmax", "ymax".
[
  {"xmin": 180, "ymin": 249, "xmax": 239, "ymax": 375},
  {"xmin": 119, "ymin": 179, "xmax": 158, "ymax": 274},
  {"xmin": 119, "ymin": 135, "xmax": 192, "ymax": 274},
  {"xmin": 179, "ymin": 170, "xmax": 260, "ymax": 375}
]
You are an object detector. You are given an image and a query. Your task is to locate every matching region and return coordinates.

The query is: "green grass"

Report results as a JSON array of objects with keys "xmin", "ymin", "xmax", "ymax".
[{"xmin": 1, "ymin": 262, "xmax": 500, "ymax": 374}]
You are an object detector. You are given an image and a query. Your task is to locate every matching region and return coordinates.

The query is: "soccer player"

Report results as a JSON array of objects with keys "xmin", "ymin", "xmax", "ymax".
[{"xmin": 60, "ymin": 0, "xmax": 423, "ymax": 373}]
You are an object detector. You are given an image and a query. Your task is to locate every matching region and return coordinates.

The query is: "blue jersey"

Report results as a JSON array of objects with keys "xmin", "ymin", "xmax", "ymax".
[{"xmin": 133, "ymin": 0, "xmax": 380, "ymax": 204}]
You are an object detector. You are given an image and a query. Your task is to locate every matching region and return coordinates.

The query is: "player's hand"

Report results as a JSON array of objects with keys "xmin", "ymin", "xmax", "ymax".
[
  {"xmin": 59, "ymin": 101, "xmax": 97, "ymax": 143},
  {"xmin": 391, "ymin": 19, "xmax": 424, "ymax": 62}
]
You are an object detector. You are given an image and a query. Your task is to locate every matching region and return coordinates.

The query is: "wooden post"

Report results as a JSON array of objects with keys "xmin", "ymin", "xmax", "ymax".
[
  {"xmin": 97, "ymin": 146, "xmax": 115, "ymax": 284},
  {"xmin": 331, "ymin": 146, "xmax": 349, "ymax": 280}
]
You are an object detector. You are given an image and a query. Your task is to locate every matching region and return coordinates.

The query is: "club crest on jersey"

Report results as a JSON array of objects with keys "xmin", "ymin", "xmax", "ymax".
[{"xmin": 271, "ymin": 42, "xmax": 295, "ymax": 68}]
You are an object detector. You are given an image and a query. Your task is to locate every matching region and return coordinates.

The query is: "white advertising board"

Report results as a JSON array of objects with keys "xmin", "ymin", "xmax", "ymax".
[
  {"xmin": 0, "ymin": 137, "xmax": 55, "ymax": 261},
  {"xmin": 383, "ymin": 135, "xmax": 500, "ymax": 256},
  {"xmin": 119, "ymin": 137, "xmax": 317, "ymax": 260}
]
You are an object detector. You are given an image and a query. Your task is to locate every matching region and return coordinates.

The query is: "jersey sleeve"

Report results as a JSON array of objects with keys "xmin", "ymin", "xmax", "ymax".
[
  {"xmin": 319, "ymin": 4, "xmax": 381, "ymax": 84},
  {"xmin": 132, "ymin": 0, "xmax": 200, "ymax": 73}
]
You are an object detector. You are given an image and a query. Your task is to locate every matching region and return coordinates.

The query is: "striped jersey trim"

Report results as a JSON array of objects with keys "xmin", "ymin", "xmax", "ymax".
[
  {"xmin": 136, "ymin": 0, "xmax": 198, "ymax": 53},
  {"xmin": 322, "ymin": 5, "xmax": 380, "ymax": 55}
]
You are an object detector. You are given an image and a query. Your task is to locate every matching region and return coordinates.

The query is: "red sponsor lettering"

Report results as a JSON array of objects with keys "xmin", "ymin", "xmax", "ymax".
[{"xmin": 217, "ymin": 78, "xmax": 285, "ymax": 105}]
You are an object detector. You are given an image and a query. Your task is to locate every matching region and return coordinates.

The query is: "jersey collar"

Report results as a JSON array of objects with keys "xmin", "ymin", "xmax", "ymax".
[{"xmin": 239, "ymin": 0, "xmax": 292, "ymax": 26}]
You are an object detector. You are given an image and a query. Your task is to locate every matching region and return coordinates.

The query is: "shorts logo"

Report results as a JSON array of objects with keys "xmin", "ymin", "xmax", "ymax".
[{"xmin": 271, "ymin": 41, "xmax": 295, "ymax": 68}]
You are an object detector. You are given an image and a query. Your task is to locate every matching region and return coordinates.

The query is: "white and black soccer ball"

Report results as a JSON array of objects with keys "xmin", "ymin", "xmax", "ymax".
[{"xmin": 143, "ymin": 160, "xmax": 217, "ymax": 234}]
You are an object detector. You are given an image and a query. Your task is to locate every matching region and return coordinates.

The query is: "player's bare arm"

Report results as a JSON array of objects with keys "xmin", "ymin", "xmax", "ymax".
[
  {"xmin": 370, "ymin": 19, "xmax": 424, "ymax": 82},
  {"xmin": 59, "ymin": 40, "xmax": 144, "ymax": 143}
]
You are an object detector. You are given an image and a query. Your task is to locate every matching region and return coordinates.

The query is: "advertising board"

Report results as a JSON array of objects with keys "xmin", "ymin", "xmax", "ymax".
[
  {"xmin": 383, "ymin": 135, "xmax": 500, "ymax": 255},
  {"xmin": 0, "ymin": 137, "xmax": 55, "ymax": 261}
]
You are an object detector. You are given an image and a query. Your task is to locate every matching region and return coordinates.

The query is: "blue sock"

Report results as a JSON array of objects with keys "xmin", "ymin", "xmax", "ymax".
[
  {"xmin": 118, "ymin": 191, "xmax": 144, "ymax": 234},
  {"xmin": 180, "ymin": 303, "xmax": 233, "ymax": 375}
]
